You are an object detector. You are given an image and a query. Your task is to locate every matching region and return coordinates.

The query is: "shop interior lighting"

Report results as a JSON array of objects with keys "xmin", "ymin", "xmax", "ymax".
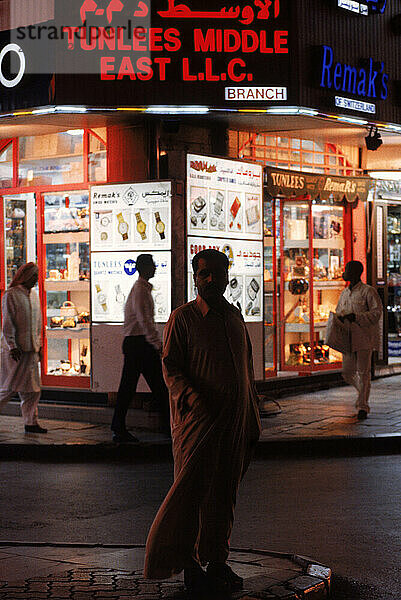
[
  {"xmin": 368, "ymin": 171, "xmax": 401, "ymax": 180},
  {"xmin": 66, "ymin": 129, "xmax": 85, "ymax": 135},
  {"xmin": 146, "ymin": 106, "xmax": 209, "ymax": 114},
  {"xmin": 336, "ymin": 116, "xmax": 368, "ymax": 125},
  {"xmin": 266, "ymin": 107, "xmax": 300, "ymax": 114}
]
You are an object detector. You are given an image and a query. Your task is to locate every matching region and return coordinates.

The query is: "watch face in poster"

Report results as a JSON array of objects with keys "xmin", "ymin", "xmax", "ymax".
[
  {"xmin": 187, "ymin": 155, "xmax": 263, "ymax": 240},
  {"xmin": 91, "ymin": 182, "xmax": 171, "ymax": 251},
  {"xmin": 187, "ymin": 237, "xmax": 263, "ymax": 322},
  {"xmin": 91, "ymin": 251, "xmax": 171, "ymax": 323}
]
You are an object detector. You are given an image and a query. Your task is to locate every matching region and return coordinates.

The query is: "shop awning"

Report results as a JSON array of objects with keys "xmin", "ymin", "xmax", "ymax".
[{"xmin": 264, "ymin": 167, "xmax": 372, "ymax": 204}]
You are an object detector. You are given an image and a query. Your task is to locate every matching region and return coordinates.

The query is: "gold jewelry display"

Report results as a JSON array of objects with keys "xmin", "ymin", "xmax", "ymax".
[
  {"xmin": 95, "ymin": 284, "xmax": 107, "ymax": 312},
  {"xmin": 117, "ymin": 212, "xmax": 129, "ymax": 241},
  {"xmin": 135, "ymin": 212, "xmax": 147, "ymax": 240},
  {"xmin": 154, "ymin": 211, "xmax": 165, "ymax": 240}
]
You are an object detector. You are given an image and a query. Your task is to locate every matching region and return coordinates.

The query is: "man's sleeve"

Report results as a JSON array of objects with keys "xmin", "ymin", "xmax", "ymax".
[
  {"xmin": 356, "ymin": 287, "xmax": 383, "ymax": 328},
  {"xmin": 1, "ymin": 293, "xmax": 17, "ymax": 350},
  {"xmin": 335, "ymin": 291, "xmax": 345, "ymax": 316},
  {"xmin": 136, "ymin": 289, "xmax": 161, "ymax": 350},
  {"xmin": 162, "ymin": 311, "xmax": 202, "ymax": 416}
]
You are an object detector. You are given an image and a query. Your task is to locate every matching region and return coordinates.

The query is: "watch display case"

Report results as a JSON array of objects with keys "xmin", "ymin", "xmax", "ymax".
[
  {"xmin": 279, "ymin": 196, "xmax": 347, "ymax": 372},
  {"xmin": 41, "ymin": 192, "xmax": 91, "ymax": 386}
]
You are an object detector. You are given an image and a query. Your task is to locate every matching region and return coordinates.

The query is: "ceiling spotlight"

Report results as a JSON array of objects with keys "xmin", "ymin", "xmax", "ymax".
[{"xmin": 365, "ymin": 126, "xmax": 383, "ymax": 151}]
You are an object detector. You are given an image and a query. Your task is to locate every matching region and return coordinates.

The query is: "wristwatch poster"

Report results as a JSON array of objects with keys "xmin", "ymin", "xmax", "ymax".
[
  {"xmin": 95, "ymin": 283, "xmax": 108, "ymax": 312},
  {"xmin": 117, "ymin": 212, "xmax": 129, "ymax": 241},
  {"xmin": 135, "ymin": 211, "xmax": 147, "ymax": 240},
  {"xmin": 154, "ymin": 211, "xmax": 166, "ymax": 240}
]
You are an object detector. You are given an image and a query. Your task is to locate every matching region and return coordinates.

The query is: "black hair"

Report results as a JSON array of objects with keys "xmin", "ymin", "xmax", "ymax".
[
  {"xmin": 192, "ymin": 249, "xmax": 229, "ymax": 274},
  {"xmin": 136, "ymin": 254, "xmax": 154, "ymax": 275},
  {"xmin": 345, "ymin": 260, "xmax": 364, "ymax": 278}
]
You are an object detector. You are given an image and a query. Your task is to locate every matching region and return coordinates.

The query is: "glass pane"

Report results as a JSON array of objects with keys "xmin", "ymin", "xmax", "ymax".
[
  {"xmin": 0, "ymin": 143, "xmax": 13, "ymax": 188},
  {"xmin": 283, "ymin": 202, "xmax": 309, "ymax": 241},
  {"xmin": 44, "ymin": 192, "xmax": 89, "ymax": 233},
  {"xmin": 19, "ymin": 132, "xmax": 83, "ymax": 186},
  {"xmin": 4, "ymin": 197, "xmax": 27, "ymax": 285},
  {"xmin": 387, "ymin": 205, "xmax": 401, "ymax": 345},
  {"xmin": 264, "ymin": 293, "xmax": 275, "ymax": 371},
  {"xmin": 302, "ymin": 139, "xmax": 314, "ymax": 150},
  {"xmin": 43, "ymin": 192, "xmax": 90, "ymax": 379},
  {"xmin": 282, "ymin": 247, "xmax": 310, "ymax": 367},
  {"xmin": 89, "ymin": 130, "xmax": 107, "ymax": 182}
]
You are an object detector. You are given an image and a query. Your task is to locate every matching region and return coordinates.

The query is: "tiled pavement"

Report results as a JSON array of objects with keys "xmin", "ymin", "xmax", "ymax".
[
  {"xmin": 0, "ymin": 546, "xmax": 331, "ymax": 599},
  {"xmin": 0, "ymin": 374, "xmax": 400, "ymax": 455}
]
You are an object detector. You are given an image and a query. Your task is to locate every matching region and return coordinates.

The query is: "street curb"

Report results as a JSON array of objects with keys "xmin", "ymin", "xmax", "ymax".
[
  {"xmin": 0, "ymin": 545, "xmax": 331, "ymax": 600},
  {"xmin": 0, "ymin": 434, "xmax": 400, "ymax": 461}
]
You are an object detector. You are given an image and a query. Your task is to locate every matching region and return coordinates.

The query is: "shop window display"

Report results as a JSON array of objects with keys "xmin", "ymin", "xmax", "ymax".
[
  {"xmin": 387, "ymin": 206, "xmax": 401, "ymax": 356},
  {"xmin": 3, "ymin": 194, "xmax": 36, "ymax": 286},
  {"xmin": 19, "ymin": 132, "xmax": 84, "ymax": 186},
  {"xmin": 89, "ymin": 128, "xmax": 107, "ymax": 182},
  {"xmin": 0, "ymin": 143, "xmax": 13, "ymax": 188},
  {"xmin": 279, "ymin": 197, "xmax": 345, "ymax": 371},
  {"xmin": 42, "ymin": 192, "xmax": 90, "ymax": 384}
]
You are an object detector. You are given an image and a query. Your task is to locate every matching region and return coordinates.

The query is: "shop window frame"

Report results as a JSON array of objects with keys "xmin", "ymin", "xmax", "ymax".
[{"xmin": 238, "ymin": 133, "xmax": 363, "ymax": 176}]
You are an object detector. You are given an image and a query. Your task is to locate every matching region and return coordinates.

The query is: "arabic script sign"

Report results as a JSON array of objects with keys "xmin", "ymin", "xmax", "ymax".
[{"xmin": 10, "ymin": 0, "xmax": 290, "ymax": 106}]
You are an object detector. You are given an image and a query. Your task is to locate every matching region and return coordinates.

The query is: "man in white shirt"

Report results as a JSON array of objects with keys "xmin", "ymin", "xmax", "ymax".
[
  {"xmin": 111, "ymin": 254, "xmax": 170, "ymax": 443},
  {"xmin": 336, "ymin": 260, "xmax": 382, "ymax": 420}
]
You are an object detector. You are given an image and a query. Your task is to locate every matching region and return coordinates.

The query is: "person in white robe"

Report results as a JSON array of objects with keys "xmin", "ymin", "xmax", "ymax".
[
  {"xmin": 0, "ymin": 262, "xmax": 47, "ymax": 433},
  {"xmin": 336, "ymin": 260, "xmax": 382, "ymax": 420}
]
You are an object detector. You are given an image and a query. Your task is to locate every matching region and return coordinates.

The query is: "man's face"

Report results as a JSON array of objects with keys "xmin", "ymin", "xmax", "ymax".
[{"xmin": 194, "ymin": 257, "xmax": 228, "ymax": 304}]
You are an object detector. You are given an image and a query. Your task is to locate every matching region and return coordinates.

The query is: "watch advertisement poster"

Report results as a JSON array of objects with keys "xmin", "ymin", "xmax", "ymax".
[
  {"xmin": 91, "ymin": 251, "xmax": 171, "ymax": 324},
  {"xmin": 187, "ymin": 154, "xmax": 263, "ymax": 240},
  {"xmin": 187, "ymin": 237, "xmax": 263, "ymax": 323},
  {"xmin": 90, "ymin": 182, "xmax": 171, "ymax": 252}
]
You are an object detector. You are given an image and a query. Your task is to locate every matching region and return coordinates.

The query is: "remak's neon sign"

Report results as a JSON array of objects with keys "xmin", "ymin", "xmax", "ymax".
[{"xmin": 320, "ymin": 45, "xmax": 389, "ymax": 100}]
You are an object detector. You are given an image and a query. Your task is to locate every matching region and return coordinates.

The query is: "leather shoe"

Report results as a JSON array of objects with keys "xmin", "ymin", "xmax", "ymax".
[
  {"xmin": 206, "ymin": 562, "xmax": 243, "ymax": 592},
  {"xmin": 357, "ymin": 410, "xmax": 368, "ymax": 420},
  {"xmin": 25, "ymin": 424, "xmax": 47, "ymax": 434},
  {"xmin": 184, "ymin": 564, "xmax": 209, "ymax": 594},
  {"xmin": 112, "ymin": 431, "xmax": 139, "ymax": 444}
]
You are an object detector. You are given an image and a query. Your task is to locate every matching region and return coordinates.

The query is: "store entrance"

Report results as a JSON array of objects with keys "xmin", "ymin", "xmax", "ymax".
[{"xmin": 387, "ymin": 204, "xmax": 401, "ymax": 362}]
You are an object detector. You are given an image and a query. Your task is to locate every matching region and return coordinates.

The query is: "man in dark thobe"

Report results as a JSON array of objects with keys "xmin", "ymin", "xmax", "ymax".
[{"xmin": 144, "ymin": 249, "xmax": 261, "ymax": 594}]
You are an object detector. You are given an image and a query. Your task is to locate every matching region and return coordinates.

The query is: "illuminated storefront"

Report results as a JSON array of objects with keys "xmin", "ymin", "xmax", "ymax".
[{"xmin": 1, "ymin": 0, "xmax": 401, "ymax": 400}]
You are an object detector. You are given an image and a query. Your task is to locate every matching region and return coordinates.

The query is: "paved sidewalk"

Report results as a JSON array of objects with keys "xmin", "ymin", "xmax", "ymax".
[
  {"xmin": 0, "ymin": 545, "xmax": 331, "ymax": 599},
  {"xmin": 0, "ymin": 375, "xmax": 400, "ymax": 457}
]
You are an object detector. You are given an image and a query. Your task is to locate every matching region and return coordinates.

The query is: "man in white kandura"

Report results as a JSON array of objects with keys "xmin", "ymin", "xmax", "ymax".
[
  {"xmin": 336, "ymin": 260, "xmax": 382, "ymax": 420},
  {"xmin": 0, "ymin": 262, "xmax": 47, "ymax": 433}
]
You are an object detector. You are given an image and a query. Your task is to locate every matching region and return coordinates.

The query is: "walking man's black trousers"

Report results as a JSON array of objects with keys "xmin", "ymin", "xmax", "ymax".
[{"xmin": 111, "ymin": 335, "xmax": 170, "ymax": 434}]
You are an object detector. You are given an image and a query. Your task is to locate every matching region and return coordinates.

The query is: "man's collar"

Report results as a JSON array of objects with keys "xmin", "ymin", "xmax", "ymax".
[
  {"xmin": 348, "ymin": 280, "xmax": 363, "ymax": 292},
  {"xmin": 138, "ymin": 276, "xmax": 153, "ymax": 290}
]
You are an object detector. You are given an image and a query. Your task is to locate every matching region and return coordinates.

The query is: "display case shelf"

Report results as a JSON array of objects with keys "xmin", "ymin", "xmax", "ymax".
[
  {"xmin": 284, "ymin": 240, "xmax": 309, "ymax": 250},
  {"xmin": 43, "ymin": 232, "xmax": 89, "ymax": 244},
  {"xmin": 45, "ymin": 280, "xmax": 90, "ymax": 291},
  {"xmin": 313, "ymin": 280, "xmax": 345, "ymax": 290},
  {"xmin": 313, "ymin": 238, "xmax": 345, "ymax": 250},
  {"xmin": 46, "ymin": 326, "xmax": 90, "ymax": 339},
  {"xmin": 285, "ymin": 322, "xmax": 327, "ymax": 333}
]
